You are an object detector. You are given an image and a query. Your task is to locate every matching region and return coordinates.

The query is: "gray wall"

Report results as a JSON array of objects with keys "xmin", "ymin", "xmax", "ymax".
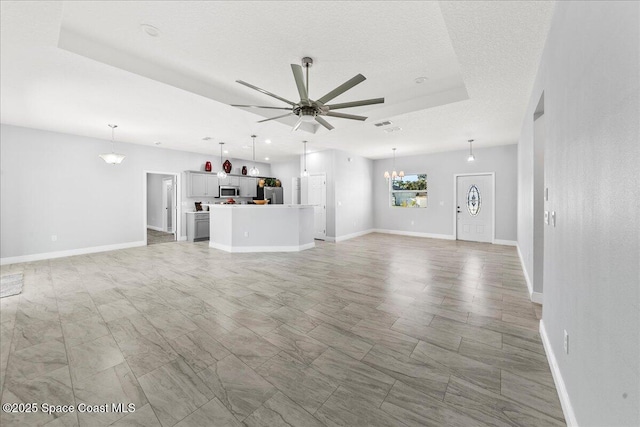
[
  {"xmin": 333, "ymin": 151, "xmax": 374, "ymax": 239},
  {"xmin": 518, "ymin": 2, "xmax": 640, "ymax": 425},
  {"xmin": 270, "ymin": 158, "xmax": 300, "ymax": 205},
  {"xmin": 373, "ymin": 144, "xmax": 518, "ymax": 241},
  {"xmin": 0, "ymin": 124, "xmax": 270, "ymax": 261},
  {"xmin": 146, "ymin": 173, "xmax": 172, "ymax": 229}
]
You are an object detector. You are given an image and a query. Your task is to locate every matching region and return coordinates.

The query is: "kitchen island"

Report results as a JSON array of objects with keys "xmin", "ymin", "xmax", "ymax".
[{"xmin": 205, "ymin": 204, "xmax": 315, "ymax": 253}]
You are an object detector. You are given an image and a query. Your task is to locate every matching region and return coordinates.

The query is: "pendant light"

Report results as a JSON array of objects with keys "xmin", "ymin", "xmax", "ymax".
[
  {"xmin": 384, "ymin": 148, "xmax": 403, "ymax": 180},
  {"xmin": 467, "ymin": 139, "xmax": 475, "ymax": 162},
  {"xmin": 217, "ymin": 142, "xmax": 227, "ymax": 179},
  {"xmin": 301, "ymin": 140, "xmax": 309, "ymax": 177},
  {"xmin": 99, "ymin": 124, "xmax": 126, "ymax": 164},
  {"xmin": 249, "ymin": 135, "xmax": 260, "ymax": 176}
]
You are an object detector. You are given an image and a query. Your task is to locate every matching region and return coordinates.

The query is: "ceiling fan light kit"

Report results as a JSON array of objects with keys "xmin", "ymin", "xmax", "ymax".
[
  {"xmin": 99, "ymin": 124, "xmax": 126, "ymax": 165},
  {"xmin": 232, "ymin": 57, "xmax": 384, "ymax": 132}
]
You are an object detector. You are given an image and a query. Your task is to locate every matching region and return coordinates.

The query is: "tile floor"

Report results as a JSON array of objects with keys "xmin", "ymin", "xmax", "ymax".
[
  {"xmin": 0, "ymin": 233, "xmax": 565, "ymax": 426},
  {"xmin": 147, "ymin": 229, "xmax": 176, "ymax": 246}
]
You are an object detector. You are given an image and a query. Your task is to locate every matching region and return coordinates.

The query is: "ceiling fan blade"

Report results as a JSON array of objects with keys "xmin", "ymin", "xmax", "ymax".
[
  {"xmin": 236, "ymin": 80, "xmax": 296, "ymax": 106},
  {"xmin": 257, "ymin": 113, "xmax": 293, "ymax": 123},
  {"xmin": 231, "ymin": 104, "xmax": 293, "ymax": 111},
  {"xmin": 315, "ymin": 116, "xmax": 335, "ymax": 130},
  {"xmin": 291, "ymin": 64, "xmax": 308, "ymax": 102},
  {"xmin": 316, "ymin": 74, "xmax": 366, "ymax": 104},
  {"xmin": 292, "ymin": 117, "xmax": 304, "ymax": 132},
  {"xmin": 325, "ymin": 112, "xmax": 367, "ymax": 121},
  {"xmin": 326, "ymin": 97, "xmax": 385, "ymax": 110}
]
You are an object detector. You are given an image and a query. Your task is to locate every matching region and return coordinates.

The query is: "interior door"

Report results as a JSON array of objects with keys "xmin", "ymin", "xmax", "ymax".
[
  {"xmin": 308, "ymin": 173, "xmax": 327, "ymax": 240},
  {"xmin": 456, "ymin": 174, "xmax": 493, "ymax": 243}
]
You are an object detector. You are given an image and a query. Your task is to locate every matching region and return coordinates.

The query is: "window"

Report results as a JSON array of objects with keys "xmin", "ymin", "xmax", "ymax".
[
  {"xmin": 467, "ymin": 185, "xmax": 481, "ymax": 216},
  {"xmin": 390, "ymin": 174, "xmax": 427, "ymax": 208}
]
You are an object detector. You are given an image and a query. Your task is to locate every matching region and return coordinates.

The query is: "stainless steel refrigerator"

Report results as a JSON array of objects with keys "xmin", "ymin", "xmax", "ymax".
[{"xmin": 262, "ymin": 187, "xmax": 283, "ymax": 204}]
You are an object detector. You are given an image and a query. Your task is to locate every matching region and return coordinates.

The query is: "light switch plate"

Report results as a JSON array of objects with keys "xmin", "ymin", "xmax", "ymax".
[{"xmin": 544, "ymin": 211, "xmax": 549, "ymax": 225}]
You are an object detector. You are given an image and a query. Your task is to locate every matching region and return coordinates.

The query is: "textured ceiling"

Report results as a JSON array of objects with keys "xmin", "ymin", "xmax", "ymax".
[{"xmin": 0, "ymin": 1, "xmax": 555, "ymax": 162}]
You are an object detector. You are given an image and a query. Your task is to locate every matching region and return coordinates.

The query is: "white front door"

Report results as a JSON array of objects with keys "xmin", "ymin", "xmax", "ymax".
[
  {"xmin": 456, "ymin": 174, "xmax": 493, "ymax": 243},
  {"xmin": 308, "ymin": 173, "xmax": 327, "ymax": 240}
]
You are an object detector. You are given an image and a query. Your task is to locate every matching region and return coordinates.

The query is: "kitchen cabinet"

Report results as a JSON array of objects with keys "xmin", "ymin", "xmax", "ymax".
[
  {"xmin": 186, "ymin": 172, "xmax": 218, "ymax": 197},
  {"xmin": 219, "ymin": 176, "xmax": 239, "ymax": 186},
  {"xmin": 186, "ymin": 212, "xmax": 210, "ymax": 242},
  {"xmin": 239, "ymin": 177, "xmax": 257, "ymax": 197}
]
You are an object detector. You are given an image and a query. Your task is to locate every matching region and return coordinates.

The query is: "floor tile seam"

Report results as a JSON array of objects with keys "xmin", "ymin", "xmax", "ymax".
[
  {"xmin": 496, "ymin": 369, "xmax": 566, "ymax": 423},
  {"xmin": 0, "ymin": 297, "xmax": 20, "ymax": 405},
  {"xmin": 377, "ymin": 379, "xmax": 397, "ymax": 409},
  {"xmin": 50, "ymin": 275, "xmax": 81, "ymax": 427}
]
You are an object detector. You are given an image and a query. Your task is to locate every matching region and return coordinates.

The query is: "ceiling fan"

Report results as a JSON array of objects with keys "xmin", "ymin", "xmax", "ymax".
[{"xmin": 232, "ymin": 57, "xmax": 384, "ymax": 131}]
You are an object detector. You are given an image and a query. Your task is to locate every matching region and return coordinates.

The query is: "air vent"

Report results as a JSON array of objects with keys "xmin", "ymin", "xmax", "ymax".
[
  {"xmin": 384, "ymin": 127, "xmax": 402, "ymax": 133},
  {"xmin": 374, "ymin": 120, "xmax": 393, "ymax": 127}
]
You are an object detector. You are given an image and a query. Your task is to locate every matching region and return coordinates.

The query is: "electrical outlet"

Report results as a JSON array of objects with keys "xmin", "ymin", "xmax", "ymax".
[
  {"xmin": 411, "ymin": 220, "xmax": 414, "ymax": 225},
  {"xmin": 244, "ymin": 231, "xmax": 249, "ymax": 237},
  {"xmin": 51, "ymin": 235, "xmax": 57, "ymax": 242},
  {"xmin": 564, "ymin": 330, "xmax": 569, "ymax": 354}
]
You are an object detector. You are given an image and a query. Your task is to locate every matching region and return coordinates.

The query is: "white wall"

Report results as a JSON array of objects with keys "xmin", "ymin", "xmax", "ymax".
[
  {"xmin": 373, "ymin": 144, "xmax": 517, "ymax": 241},
  {"xmin": 146, "ymin": 173, "xmax": 172, "ymax": 230},
  {"xmin": 0, "ymin": 124, "xmax": 270, "ymax": 262},
  {"xmin": 518, "ymin": 2, "xmax": 639, "ymax": 426}
]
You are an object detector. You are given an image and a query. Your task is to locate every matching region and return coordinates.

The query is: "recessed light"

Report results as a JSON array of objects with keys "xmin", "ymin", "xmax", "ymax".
[
  {"xmin": 384, "ymin": 127, "xmax": 402, "ymax": 133},
  {"xmin": 141, "ymin": 24, "xmax": 160, "ymax": 37},
  {"xmin": 202, "ymin": 136, "xmax": 212, "ymax": 141},
  {"xmin": 223, "ymin": 150, "xmax": 229, "ymax": 154},
  {"xmin": 265, "ymin": 157, "xmax": 269, "ymax": 161},
  {"xmin": 414, "ymin": 76, "xmax": 428, "ymax": 84},
  {"xmin": 154, "ymin": 141, "xmax": 162, "ymax": 145},
  {"xmin": 242, "ymin": 145, "xmax": 250, "ymax": 149},
  {"xmin": 265, "ymin": 139, "xmax": 272, "ymax": 144}
]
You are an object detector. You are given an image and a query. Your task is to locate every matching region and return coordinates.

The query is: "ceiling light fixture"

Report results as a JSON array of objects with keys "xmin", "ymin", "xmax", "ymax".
[
  {"xmin": 301, "ymin": 141, "xmax": 308, "ymax": 177},
  {"xmin": 265, "ymin": 139, "xmax": 272, "ymax": 144},
  {"xmin": 265, "ymin": 157, "xmax": 269, "ymax": 161},
  {"xmin": 202, "ymin": 136, "xmax": 212, "ymax": 141},
  {"xmin": 154, "ymin": 141, "xmax": 162, "ymax": 146},
  {"xmin": 467, "ymin": 139, "xmax": 475, "ymax": 162},
  {"xmin": 414, "ymin": 76, "xmax": 428, "ymax": 84},
  {"xmin": 384, "ymin": 148, "xmax": 403, "ymax": 180},
  {"xmin": 249, "ymin": 135, "xmax": 260, "ymax": 176},
  {"xmin": 217, "ymin": 142, "xmax": 227, "ymax": 179},
  {"xmin": 99, "ymin": 124, "xmax": 126, "ymax": 165}
]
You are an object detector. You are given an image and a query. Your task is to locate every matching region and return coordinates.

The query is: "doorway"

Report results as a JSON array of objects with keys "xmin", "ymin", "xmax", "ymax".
[
  {"xmin": 454, "ymin": 173, "xmax": 495, "ymax": 243},
  {"xmin": 144, "ymin": 171, "xmax": 180, "ymax": 245},
  {"xmin": 306, "ymin": 173, "xmax": 327, "ymax": 240}
]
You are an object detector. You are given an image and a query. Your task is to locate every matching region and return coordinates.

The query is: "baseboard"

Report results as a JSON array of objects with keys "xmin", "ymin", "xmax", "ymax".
[
  {"xmin": 494, "ymin": 239, "xmax": 517, "ymax": 246},
  {"xmin": 372, "ymin": 229, "xmax": 455, "ymax": 240},
  {"xmin": 0, "ymin": 241, "xmax": 146, "ymax": 265},
  {"xmin": 323, "ymin": 237, "xmax": 336, "ymax": 243},
  {"xmin": 177, "ymin": 236, "xmax": 187, "ymax": 242},
  {"xmin": 517, "ymin": 244, "xmax": 543, "ymax": 303},
  {"xmin": 146, "ymin": 225, "xmax": 164, "ymax": 232},
  {"xmin": 539, "ymin": 319, "xmax": 579, "ymax": 426},
  {"xmin": 335, "ymin": 229, "xmax": 374, "ymax": 242},
  {"xmin": 209, "ymin": 241, "xmax": 315, "ymax": 253}
]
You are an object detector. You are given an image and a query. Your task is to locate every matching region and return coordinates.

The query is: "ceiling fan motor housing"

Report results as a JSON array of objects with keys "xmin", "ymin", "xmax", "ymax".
[{"xmin": 294, "ymin": 105, "xmax": 317, "ymax": 121}]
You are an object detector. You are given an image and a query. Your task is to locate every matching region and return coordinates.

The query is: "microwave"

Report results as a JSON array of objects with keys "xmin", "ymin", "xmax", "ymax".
[{"xmin": 219, "ymin": 186, "xmax": 240, "ymax": 197}]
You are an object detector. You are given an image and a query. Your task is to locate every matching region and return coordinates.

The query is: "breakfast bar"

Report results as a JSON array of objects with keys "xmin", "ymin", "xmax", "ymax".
[{"xmin": 206, "ymin": 204, "xmax": 315, "ymax": 253}]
